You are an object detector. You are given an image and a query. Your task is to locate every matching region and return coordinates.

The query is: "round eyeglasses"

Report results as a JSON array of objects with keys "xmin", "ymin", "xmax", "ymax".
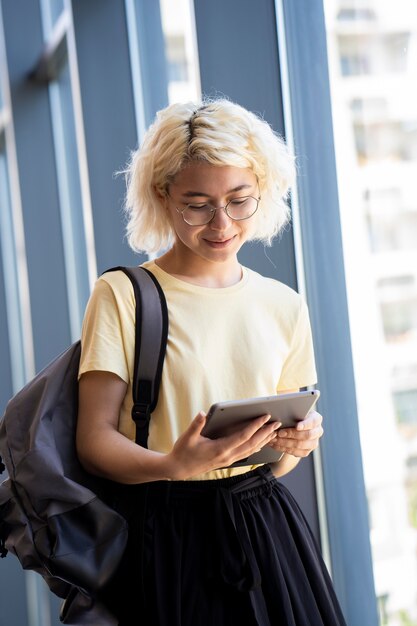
[{"xmin": 174, "ymin": 195, "xmax": 261, "ymax": 226}]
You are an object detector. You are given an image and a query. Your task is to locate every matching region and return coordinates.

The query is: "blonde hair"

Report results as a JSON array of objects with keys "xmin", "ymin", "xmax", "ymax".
[{"xmin": 124, "ymin": 99, "xmax": 295, "ymax": 254}]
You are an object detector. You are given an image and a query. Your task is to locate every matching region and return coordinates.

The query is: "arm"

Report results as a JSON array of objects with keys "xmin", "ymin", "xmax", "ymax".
[{"xmin": 76, "ymin": 370, "xmax": 282, "ymax": 483}]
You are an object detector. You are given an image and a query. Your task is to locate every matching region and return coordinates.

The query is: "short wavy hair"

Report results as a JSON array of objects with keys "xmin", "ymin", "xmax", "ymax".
[{"xmin": 124, "ymin": 99, "xmax": 295, "ymax": 254}]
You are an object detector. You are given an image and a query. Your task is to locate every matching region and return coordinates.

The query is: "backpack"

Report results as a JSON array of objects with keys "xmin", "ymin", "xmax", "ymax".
[{"xmin": 0, "ymin": 266, "xmax": 168, "ymax": 624}]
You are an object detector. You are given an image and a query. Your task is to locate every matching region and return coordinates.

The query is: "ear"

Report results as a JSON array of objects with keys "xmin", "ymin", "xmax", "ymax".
[
  {"xmin": 153, "ymin": 185, "xmax": 169, "ymax": 208},
  {"xmin": 154, "ymin": 186, "xmax": 172, "ymax": 220},
  {"xmin": 153, "ymin": 184, "xmax": 164, "ymax": 200}
]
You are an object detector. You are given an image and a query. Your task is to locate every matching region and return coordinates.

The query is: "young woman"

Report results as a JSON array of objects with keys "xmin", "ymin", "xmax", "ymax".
[{"xmin": 77, "ymin": 99, "xmax": 347, "ymax": 625}]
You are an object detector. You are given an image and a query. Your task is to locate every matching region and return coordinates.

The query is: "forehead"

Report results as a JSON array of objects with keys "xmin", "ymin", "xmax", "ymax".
[{"xmin": 170, "ymin": 162, "xmax": 257, "ymax": 196}]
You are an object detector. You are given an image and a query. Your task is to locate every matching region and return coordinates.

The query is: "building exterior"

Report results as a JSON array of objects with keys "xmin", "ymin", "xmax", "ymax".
[{"xmin": 325, "ymin": 0, "xmax": 417, "ymax": 623}]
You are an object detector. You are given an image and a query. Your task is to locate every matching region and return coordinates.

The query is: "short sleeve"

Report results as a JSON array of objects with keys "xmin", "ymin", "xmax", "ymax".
[
  {"xmin": 78, "ymin": 277, "xmax": 133, "ymax": 383},
  {"xmin": 277, "ymin": 299, "xmax": 317, "ymax": 391}
]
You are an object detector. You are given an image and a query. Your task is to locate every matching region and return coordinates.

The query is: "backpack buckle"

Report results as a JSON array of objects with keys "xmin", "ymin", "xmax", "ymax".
[
  {"xmin": 131, "ymin": 403, "xmax": 151, "ymax": 447},
  {"xmin": 131, "ymin": 403, "xmax": 151, "ymax": 422}
]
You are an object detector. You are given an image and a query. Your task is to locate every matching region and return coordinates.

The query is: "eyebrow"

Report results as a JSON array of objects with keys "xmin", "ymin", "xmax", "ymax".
[{"xmin": 181, "ymin": 184, "xmax": 253, "ymax": 198}]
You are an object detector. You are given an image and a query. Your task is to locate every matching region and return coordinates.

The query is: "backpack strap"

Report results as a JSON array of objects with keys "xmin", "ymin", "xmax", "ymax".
[{"xmin": 103, "ymin": 266, "xmax": 168, "ymax": 447}]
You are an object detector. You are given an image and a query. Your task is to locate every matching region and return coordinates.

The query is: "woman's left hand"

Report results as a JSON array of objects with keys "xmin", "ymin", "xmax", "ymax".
[{"xmin": 268, "ymin": 410, "xmax": 324, "ymax": 458}]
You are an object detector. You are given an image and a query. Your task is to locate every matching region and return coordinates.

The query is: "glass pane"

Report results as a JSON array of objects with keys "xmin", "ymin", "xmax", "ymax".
[
  {"xmin": 324, "ymin": 1, "xmax": 417, "ymax": 624},
  {"xmin": 47, "ymin": 57, "xmax": 91, "ymax": 340},
  {"xmin": 0, "ymin": 144, "xmax": 29, "ymax": 391},
  {"xmin": 40, "ymin": 0, "xmax": 65, "ymax": 36},
  {"xmin": 49, "ymin": 0, "xmax": 64, "ymax": 25},
  {"xmin": 159, "ymin": 0, "xmax": 201, "ymax": 102}
]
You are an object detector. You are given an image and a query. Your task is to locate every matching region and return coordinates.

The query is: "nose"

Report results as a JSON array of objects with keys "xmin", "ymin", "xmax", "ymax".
[{"xmin": 209, "ymin": 206, "xmax": 232, "ymax": 230}]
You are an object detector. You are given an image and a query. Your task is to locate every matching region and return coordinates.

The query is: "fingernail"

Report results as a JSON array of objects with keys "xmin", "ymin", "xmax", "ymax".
[{"xmin": 278, "ymin": 430, "xmax": 287, "ymax": 437}]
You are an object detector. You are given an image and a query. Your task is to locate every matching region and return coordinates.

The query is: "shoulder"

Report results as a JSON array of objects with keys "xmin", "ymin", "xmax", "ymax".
[
  {"xmin": 93, "ymin": 268, "xmax": 139, "ymax": 308},
  {"xmin": 243, "ymin": 266, "xmax": 311, "ymax": 338},
  {"xmin": 245, "ymin": 266, "xmax": 304, "ymax": 309},
  {"xmin": 97, "ymin": 269, "xmax": 135, "ymax": 298},
  {"xmin": 85, "ymin": 269, "xmax": 137, "ymax": 324}
]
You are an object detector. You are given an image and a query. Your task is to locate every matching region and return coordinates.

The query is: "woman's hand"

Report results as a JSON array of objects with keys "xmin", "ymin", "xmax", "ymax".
[
  {"xmin": 268, "ymin": 410, "xmax": 324, "ymax": 458},
  {"xmin": 164, "ymin": 412, "xmax": 282, "ymax": 480},
  {"xmin": 78, "ymin": 372, "xmax": 282, "ymax": 483}
]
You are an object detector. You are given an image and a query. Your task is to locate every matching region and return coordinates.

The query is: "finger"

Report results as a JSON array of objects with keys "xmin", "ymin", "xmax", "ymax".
[
  {"xmin": 278, "ymin": 437, "xmax": 321, "ymax": 454},
  {"xmin": 278, "ymin": 444, "xmax": 318, "ymax": 457},
  {"xmin": 268, "ymin": 430, "xmax": 321, "ymax": 452},
  {"xmin": 248, "ymin": 419, "xmax": 281, "ymax": 447},
  {"xmin": 278, "ymin": 425, "xmax": 323, "ymax": 441},
  {"xmin": 230, "ymin": 422, "xmax": 281, "ymax": 459},
  {"xmin": 266, "ymin": 437, "xmax": 289, "ymax": 452},
  {"xmin": 222, "ymin": 414, "xmax": 272, "ymax": 447},
  {"xmin": 295, "ymin": 410, "xmax": 322, "ymax": 431},
  {"xmin": 255, "ymin": 428, "xmax": 281, "ymax": 450},
  {"xmin": 276, "ymin": 426, "xmax": 322, "ymax": 447},
  {"xmin": 187, "ymin": 411, "xmax": 207, "ymax": 438}
]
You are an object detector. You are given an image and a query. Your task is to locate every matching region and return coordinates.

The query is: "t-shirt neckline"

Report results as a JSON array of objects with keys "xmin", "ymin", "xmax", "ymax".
[{"xmin": 145, "ymin": 260, "xmax": 249, "ymax": 294}]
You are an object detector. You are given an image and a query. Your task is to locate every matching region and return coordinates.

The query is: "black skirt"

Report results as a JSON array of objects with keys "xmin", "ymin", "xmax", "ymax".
[{"xmin": 106, "ymin": 466, "xmax": 347, "ymax": 626}]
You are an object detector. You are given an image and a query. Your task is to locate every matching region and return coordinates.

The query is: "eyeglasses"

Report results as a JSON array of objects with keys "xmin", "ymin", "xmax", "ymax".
[{"xmin": 173, "ymin": 195, "xmax": 261, "ymax": 226}]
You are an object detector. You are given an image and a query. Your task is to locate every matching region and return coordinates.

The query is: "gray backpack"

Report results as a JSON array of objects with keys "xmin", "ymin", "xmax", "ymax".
[{"xmin": 0, "ymin": 266, "xmax": 168, "ymax": 624}]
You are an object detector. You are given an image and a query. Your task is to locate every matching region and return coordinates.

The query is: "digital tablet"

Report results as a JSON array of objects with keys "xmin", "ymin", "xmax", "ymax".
[{"xmin": 202, "ymin": 389, "xmax": 320, "ymax": 467}]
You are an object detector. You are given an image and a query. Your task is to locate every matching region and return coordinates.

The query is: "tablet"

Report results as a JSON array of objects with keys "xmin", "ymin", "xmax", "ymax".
[{"xmin": 202, "ymin": 389, "xmax": 320, "ymax": 467}]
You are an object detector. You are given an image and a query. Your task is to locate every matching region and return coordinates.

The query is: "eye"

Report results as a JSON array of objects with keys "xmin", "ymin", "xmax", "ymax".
[
  {"xmin": 187, "ymin": 203, "xmax": 212, "ymax": 211},
  {"xmin": 229, "ymin": 197, "xmax": 250, "ymax": 206}
]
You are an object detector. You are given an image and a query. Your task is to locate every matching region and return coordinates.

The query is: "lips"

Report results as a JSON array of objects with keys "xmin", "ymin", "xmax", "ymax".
[
  {"xmin": 204, "ymin": 235, "xmax": 236, "ymax": 244},
  {"xmin": 203, "ymin": 236, "xmax": 237, "ymax": 249}
]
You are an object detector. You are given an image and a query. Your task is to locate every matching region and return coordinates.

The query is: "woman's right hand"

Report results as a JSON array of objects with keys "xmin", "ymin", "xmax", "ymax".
[{"xmin": 164, "ymin": 411, "xmax": 281, "ymax": 480}]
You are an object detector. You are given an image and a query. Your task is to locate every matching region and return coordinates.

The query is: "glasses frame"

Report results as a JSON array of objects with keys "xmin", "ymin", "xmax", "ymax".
[{"xmin": 172, "ymin": 194, "xmax": 261, "ymax": 226}]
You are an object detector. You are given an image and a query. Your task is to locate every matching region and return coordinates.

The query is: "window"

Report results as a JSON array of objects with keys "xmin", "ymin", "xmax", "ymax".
[
  {"xmin": 339, "ymin": 32, "xmax": 411, "ymax": 77},
  {"xmin": 40, "ymin": 0, "xmax": 64, "ymax": 32},
  {"xmin": 385, "ymin": 33, "xmax": 410, "ymax": 73},
  {"xmin": 340, "ymin": 51, "xmax": 371, "ymax": 75},
  {"xmin": 324, "ymin": 0, "xmax": 417, "ymax": 623},
  {"xmin": 378, "ymin": 275, "xmax": 415, "ymax": 292},
  {"xmin": 165, "ymin": 34, "xmax": 189, "ymax": 82},
  {"xmin": 337, "ymin": 8, "xmax": 376, "ymax": 21},
  {"xmin": 381, "ymin": 299, "xmax": 417, "ymax": 342},
  {"xmin": 366, "ymin": 211, "xmax": 417, "ymax": 253},
  {"xmin": 46, "ymin": 54, "xmax": 91, "ymax": 339},
  {"xmin": 354, "ymin": 121, "xmax": 417, "ymax": 163},
  {"xmin": 350, "ymin": 97, "xmax": 388, "ymax": 123},
  {"xmin": 159, "ymin": 0, "xmax": 200, "ymax": 103},
  {"xmin": 339, "ymin": 36, "xmax": 373, "ymax": 75},
  {"xmin": 395, "ymin": 389, "xmax": 417, "ymax": 425},
  {"xmin": 337, "ymin": 0, "xmax": 376, "ymax": 22},
  {"xmin": 31, "ymin": 8, "xmax": 92, "ymax": 341}
]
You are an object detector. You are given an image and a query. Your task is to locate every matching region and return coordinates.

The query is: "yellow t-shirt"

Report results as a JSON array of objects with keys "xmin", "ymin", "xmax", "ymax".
[{"xmin": 79, "ymin": 260, "xmax": 317, "ymax": 480}]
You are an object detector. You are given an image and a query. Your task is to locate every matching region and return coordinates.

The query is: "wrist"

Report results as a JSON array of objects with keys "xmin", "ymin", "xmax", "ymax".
[
  {"xmin": 159, "ymin": 451, "xmax": 185, "ymax": 481},
  {"xmin": 131, "ymin": 450, "xmax": 181, "ymax": 483}
]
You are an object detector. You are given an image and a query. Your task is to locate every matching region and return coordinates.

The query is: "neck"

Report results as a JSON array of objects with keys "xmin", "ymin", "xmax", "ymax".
[{"xmin": 155, "ymin": 248, "xmax": 242, "ymax": 288}]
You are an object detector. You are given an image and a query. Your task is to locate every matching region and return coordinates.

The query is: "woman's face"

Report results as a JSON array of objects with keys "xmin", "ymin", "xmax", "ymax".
[{"xmin": 166, "ymin": 162, "xmax": 258, "ymax": 270}]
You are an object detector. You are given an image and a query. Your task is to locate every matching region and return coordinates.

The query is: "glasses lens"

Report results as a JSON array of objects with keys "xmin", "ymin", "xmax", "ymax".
[
  {"xmin": 182, "ymin": 205, "xmax": 214, "ymax": 225},
  {"xmin": 226, "ymin": 196, "xmax": 258, "ymax": 220},
  {"xmin": 180, "ymin": 196, "xmax": 259, "ymax": 225}
]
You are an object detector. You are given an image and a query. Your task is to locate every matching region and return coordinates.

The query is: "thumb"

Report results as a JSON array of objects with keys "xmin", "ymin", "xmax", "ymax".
[{"xmin": 188, "ymin": 411, "xmax": 207, "ymax": 437}]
